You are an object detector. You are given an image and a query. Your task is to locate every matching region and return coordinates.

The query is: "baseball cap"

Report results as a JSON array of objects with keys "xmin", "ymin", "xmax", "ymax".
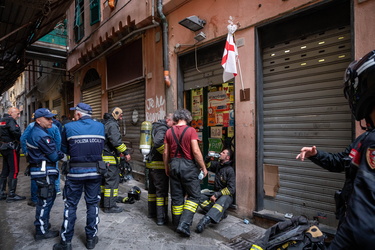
[
  {"xmin": 34, "ymin": 108, "xmax": 57, "ymax": 119},
  {"xmin": 70, "ymin": 103, "xmax": 93, "ymax": 114}
]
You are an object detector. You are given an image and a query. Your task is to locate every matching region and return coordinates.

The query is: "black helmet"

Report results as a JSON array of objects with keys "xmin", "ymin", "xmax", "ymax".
[
  {"xmin": 344, "ymin": 50, "xmax": 375, "ymax": 121},
  {"xmin": 128, "ymin": 186, "xmax": 141, "ymax": 200}
]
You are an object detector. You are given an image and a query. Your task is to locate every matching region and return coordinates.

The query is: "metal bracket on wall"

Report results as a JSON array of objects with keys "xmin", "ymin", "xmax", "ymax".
[{"xmin": 240, "ymin": 88, "xmax": 250, "ymax": 102}]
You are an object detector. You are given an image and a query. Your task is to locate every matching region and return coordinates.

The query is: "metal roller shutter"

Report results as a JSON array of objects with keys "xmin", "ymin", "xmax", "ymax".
[
  {"xmin": 183, "ymin": 61, "xmax": 223, "ymax": 90},
  {"xmin": 82, "ymin": 85, "xmax": 102, "ymax": 120},
  {"xmin": 108, "ymin": 80, "xmax": 145, "ymax": 176},
  {"xmin": 261, "ymin": 26, "xmax": 352, "ymax": 227}
]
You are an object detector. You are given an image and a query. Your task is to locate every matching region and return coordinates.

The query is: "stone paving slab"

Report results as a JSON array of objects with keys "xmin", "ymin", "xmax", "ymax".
[{"xmin": 0, "ymin": 157, "xmax": 265, "ymax": 250}]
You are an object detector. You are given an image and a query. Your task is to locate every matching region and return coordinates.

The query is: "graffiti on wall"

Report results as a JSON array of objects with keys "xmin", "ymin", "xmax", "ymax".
[{"xmin": 146, "ymin": 95, "xmax": 166, "ymax": 122}]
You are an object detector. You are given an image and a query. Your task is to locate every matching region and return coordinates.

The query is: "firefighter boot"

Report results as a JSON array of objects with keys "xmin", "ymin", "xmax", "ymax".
[
  {"xmin": 0, "ymin": 177, "xmax": 7, "ymax": 200},
  {"xmin": 147, "ymin": 197, "xmax": 156, "ymax": 218},
  {"xmin": 176, "ymin": 210, "xmax": 195, "ymax": 237},
  {"xmin": 6, "ymin": 178, "xmax": 26, "ymax": 202},
  {"xmin": 196, "ymin": 215, "xmax": 212, "ymax": 233},
  {"xmin": 104, "ymin": 205, "xmax": 123, "ymax": 213},
  {"xmin": 156, "ymin": 205, "xmax": 167, "ymax": 226}
]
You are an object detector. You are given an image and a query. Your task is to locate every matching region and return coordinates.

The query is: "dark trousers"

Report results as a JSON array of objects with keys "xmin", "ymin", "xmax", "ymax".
[
  {"xmin": 200, "ymin": 193, "xmax": 233, "ymax": 223},
  {"xmin": 0, "ymin": 149, "xmax": 20, "ymax": 179},
  {"xmin": 169, "ymin": 158, "xmax": 201, "ymax": 226},
  {"xmin": 60, "ymin": 177, "xmax": 101, "ymax": 242},
  {"xmin": 102, "ymin": 164, "xmax": 120, "ymax": 208},
  {"xmin": 328, "ymin": 218, "xmax": 374, "ymax": 250},
  {"xmin": 34, "ymin": 175, "xmax": 57, "ymax": 235},
  {"xmin": 148, "ymin": 168, "xmax": 169, "ymax": 218}
]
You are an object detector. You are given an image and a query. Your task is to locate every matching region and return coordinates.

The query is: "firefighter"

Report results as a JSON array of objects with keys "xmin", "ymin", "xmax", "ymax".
[
  {"xmin": 0, "ymin": 107, "xmax": 25, "ymax": 202},
  {"xmin": 102, "ymin": 107, "xmax": 131, "ymax": 213},
  {"xmin": 196, "ymin": 148, "xmax": 235, "ymax": 233},
  {"xmin": 26, "ymin": 108, "xmax": 64, "ymax": 240},
  {"xmin": 163, "ymin": 109, "xmax": 207, "ymax": 237},
  {"xmin": 296, "ymin": 50, "xmax": 375, "ymax": 249},
  {"xmin": 146, "ymin": 113, "xmax": 174, "ymax": 225}
]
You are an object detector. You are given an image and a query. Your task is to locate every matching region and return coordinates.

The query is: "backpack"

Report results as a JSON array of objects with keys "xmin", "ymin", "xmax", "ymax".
[{"xmin": 250, "ymin": 216, "xmax": 326, "ymax": 250}]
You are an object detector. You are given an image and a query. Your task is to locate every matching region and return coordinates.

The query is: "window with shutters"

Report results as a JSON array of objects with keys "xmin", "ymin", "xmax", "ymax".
[
  {"xmin": 90, "ymin": 0, "xmax": 100, "ymax": 25},
  {"xmin": 74, "ymin": 0, "xmax": 85, "ymax": 42}
]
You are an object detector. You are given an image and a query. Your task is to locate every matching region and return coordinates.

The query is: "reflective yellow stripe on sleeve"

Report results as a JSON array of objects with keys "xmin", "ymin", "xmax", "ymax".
[
  {"xmin": 115, "ymin": 143, "xmax": 127, "ymax": 153},
  {"xmin": 221, "ymin": 187, "xmax": 231, "ymax": 196},
  {"xmin": 156, "ymin": 144, "xmax": 165, "ymax": 154}
]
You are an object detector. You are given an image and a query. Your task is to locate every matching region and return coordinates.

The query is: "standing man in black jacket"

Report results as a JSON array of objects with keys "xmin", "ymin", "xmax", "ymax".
[
  {"xmin": 296, "ymin": 50, "xmax": 375, "ymax": 249},
  {"xmin": 196, "ymin": 148, "xmax": 235, "ymax": 233},
  {"xmin": 0, "ymin": 107, "xmax": 26, "ymax": 202},
  {"xmin": 102, "ymin": 107, "xmax": 131, "ymax": 213},
  {"xmin": 146, "ymin": 113, "xmax": 174, "ymax": 225}
]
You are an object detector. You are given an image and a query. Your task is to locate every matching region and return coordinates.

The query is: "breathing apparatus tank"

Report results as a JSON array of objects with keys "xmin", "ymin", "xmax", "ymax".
[{"xmin": 139, "ymin": 121, "xmax": 152, "ymax": 162}]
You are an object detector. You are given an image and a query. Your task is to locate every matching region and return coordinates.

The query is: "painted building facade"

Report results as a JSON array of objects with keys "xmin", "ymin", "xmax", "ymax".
[{"xmin": 65, "ymin": 0, "xmax": 375, "ymax": 228}]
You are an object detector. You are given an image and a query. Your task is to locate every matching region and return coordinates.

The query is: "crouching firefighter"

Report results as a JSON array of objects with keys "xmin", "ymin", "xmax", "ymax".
[
  {"xmin": 146, "ymin": 114, "xmax": 174, "ymax": 225},
  {"xmin": 102, "ymin": 107, "xmax": 131, "ymax": 213},
  {"xmin": 26, "ymin": 108, "xmax": 64, "ymax": 240},
  {"xmin": 196, "ymin": 148, "xmax": 235, "ymax": 233}
]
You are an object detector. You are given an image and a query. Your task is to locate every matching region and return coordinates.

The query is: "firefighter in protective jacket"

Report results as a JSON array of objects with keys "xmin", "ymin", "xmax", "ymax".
[
  {"xmin": 102, "ymin": 107, "xmax": 131, "ymax": 213},
  {"xmin": 196, "ymin": 148, "xmax": 235, "ymax": 233},
  {"xmin": 296, "ymin": 50, "xmax": 375, "ymax": 249},
  {"xmin": 146, "ymin": 114, "xmax": 174, "ymax": 225}
]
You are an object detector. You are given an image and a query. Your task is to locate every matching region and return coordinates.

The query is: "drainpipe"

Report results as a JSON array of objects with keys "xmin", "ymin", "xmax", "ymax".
[{"xmin": 157, "ymin": 0, "xmax": 170, "ymax": 87}]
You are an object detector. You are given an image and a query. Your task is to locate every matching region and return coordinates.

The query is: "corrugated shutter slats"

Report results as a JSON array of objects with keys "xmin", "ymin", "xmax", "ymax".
[{"xmin": 262, "ymin": 26, "xmax": 352, "ymax": 227}]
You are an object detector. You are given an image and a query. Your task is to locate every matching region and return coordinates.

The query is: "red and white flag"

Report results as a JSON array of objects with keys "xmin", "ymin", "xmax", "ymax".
[{"xmin": 221, "ymin": 24, "xmax": 238, "ymax": 82}]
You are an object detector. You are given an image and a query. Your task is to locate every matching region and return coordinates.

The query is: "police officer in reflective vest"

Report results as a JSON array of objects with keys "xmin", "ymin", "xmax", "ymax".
[
  {"xmin": 53, "ymin": 103, "xmax": 105, "ymax": 250},
  {"xmin": 0, "ymin": 107, "xmax": 25, "ymax": 202},
  {"xmin": 26, "ymin": 108, "xmax": 64, "ymax": 240},
  {"xmin": 147, "ymin": 113, "xmax": 174, "ymax": 225},
  {"xmin": 102, "ymin": 107, "xmax": 131, "ymax": 213},
  {"xmin": 296, "ymin": 50, "xmax": 375, "ymax": 249},
  {"xmin": 196, "ymin": 148, "xmax": 235, "ymax": 233}
]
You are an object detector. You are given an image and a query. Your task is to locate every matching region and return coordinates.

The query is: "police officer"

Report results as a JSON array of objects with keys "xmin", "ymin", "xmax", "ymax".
[
  {"xmin": 26, "ymin": 108, "xmax": 64, "ymax": 240},
  {"xmin": 196, "ymin": 148, "xmax": 235, "ymax": 233},
  {"xmin": 21, "ymin": 114, "xmax": 61, "ymax": 207},
  {"xmin": 147, "ymin": 113, "xmax": 174, "ymax": 225},
  {"xmin": 296, "ymin": 50, "xmax": 375, "ymax": 249},
  {"xmin": 102, "ymin": 107, "xmax": 131, "ymax": 213},
  {"xmin": 163, "ymin": 109, "xmax": 207, "ymax": 237},
  {"xmin": 53, "ymin": 103, "xmax": 105, "ymax": 250},
  {"xmin": 0, "ymin": 107, "xmax": 25, "ymax": 202}
]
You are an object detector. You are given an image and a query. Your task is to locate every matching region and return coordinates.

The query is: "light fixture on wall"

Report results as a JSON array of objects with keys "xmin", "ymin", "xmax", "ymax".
[
  {"xmin": 179, "ymin": 16, "xmax": 206, "ymax": 31},
  {"xmin": 194, "ymin": 31, "xmax": 206, "ymax": 42}
]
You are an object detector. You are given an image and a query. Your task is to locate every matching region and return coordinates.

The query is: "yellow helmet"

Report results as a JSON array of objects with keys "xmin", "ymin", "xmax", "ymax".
[
  {"xmin": 51, "ymin": 110, "xmax": 58, "ymax": 115},
  {"xmin": 112, "ymin": 107, "xmax": 123, "ymax": 120}
]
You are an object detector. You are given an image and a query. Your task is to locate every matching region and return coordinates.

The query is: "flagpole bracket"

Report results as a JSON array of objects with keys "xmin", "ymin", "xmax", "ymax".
[{"xmin": 240, "ymin": 88, "xmax": 250, "ymax": 102}]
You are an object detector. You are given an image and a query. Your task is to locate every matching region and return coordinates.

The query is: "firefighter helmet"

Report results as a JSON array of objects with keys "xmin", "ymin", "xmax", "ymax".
[
  {"xmin": 128, "ymin": 186, "xmax": 141, "ymax": 200},
  {"xmin": 51, "ymin": 110, "xmax": 58, "ymax": 117},
  {"xmin": 112, "ymin": 107, "xmax": 123, "ymax": 120},
  {"xmin": 344, "ymin": 50, "xmax": 375, "ymax": 121}
]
